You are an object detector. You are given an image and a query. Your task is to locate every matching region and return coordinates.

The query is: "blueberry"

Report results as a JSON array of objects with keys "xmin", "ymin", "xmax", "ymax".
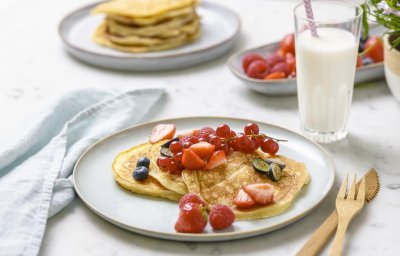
[
  {"xmin": 133, "ymin": 166, "xmax": 148, "ymax": 181},
  {"xmin": 362, "ymin": 57, "xmax": 374, "ymax": 66},
  {"xmin": 136, "ymin": 157, "xmax": 150, "ymax": 168}
]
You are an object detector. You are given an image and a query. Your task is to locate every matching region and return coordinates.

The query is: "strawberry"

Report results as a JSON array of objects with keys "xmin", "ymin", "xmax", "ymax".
[
  {"xmin": 233, "ymin": 189, "xmax": 256, "ymax": 209},
  {"xmin": 243, "ymin": 183, "xmax": 274, "ymax": 205},
  {"xmin": 190, "ymin": 142, "xmax": 215, "ymax": 159},
  {"xmin": 209, "ymin": 204, "xmax": 235, "ymax": 230},
  {"xmin": 182, "ymin": 149, "xmax": 206, "ymax": 170},
  {"xmin": 174, "ymin": 203, "xmax": 208, "ymax": 233},
  {"xmin": 205, "ymin": 150, "xmax": 227, "ymax": 170},
  {"xmin": 179, "ymin": 193, "xmax": 206, "ymax": 209},
  {"xmin": 149, "ymin": 124, "xmax": 176, "ymax": 144}
]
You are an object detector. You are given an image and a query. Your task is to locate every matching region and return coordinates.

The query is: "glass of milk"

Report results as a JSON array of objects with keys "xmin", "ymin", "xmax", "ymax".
[{"xmin": 294, "ymin": 1, "xmax": 363, "ymax": 143}]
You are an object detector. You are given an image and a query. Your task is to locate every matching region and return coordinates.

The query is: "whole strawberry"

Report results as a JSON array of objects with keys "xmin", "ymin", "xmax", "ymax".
[
  {"xmin": 179, "ymin": 193, "xmax": 206, "ymax": 208},
  {"xmin": 174, "ymin": 203, "xmax": 208, "ymax": 233},
  {"xmin": 209, "ymin": 204, "xmax": 235, "ymax": 230}
]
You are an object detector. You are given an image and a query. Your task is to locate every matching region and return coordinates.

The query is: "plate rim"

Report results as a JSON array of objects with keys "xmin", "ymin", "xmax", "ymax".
[
  {"xmin": 73, "ymin": 116, "xmax": 335, "ymax": 241},
  {"xmin": 58, "ymin": 0, "xmax": 241, "ymax": 60}
]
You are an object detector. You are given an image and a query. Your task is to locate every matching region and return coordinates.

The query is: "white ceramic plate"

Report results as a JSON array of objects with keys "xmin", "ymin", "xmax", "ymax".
[
  {"xmin": 73, "ymin": 117, "xmax": 335, "ymax": 242},
  {"xmin": 228, "ymin": 26, "xmax": 385, "ymax": 96},
  {"xmin": 59, "ymin": 1, "xmax": 240, "ymax": 71}
]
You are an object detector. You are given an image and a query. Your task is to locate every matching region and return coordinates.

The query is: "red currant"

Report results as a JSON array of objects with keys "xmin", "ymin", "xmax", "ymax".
[
  {"xmin": 173, "ymin": 152, "xmax": 184, "ymax": 167},
  {"xmin": 216, "ymin": 124, "xmax": 231, "ymax": 138},
  {"xmin": 228, "ymin": 130, "xmax": 236, "ymax": 138},
  {"xmin": 208, "ymin": 134, "xmax": 222, "ymax": 148},
  {"xmin": 220, "ymin": 143, "xmax": 230, "ymax": 155},
  {"xmin": 169, "ymin": 141, "xmax": 183, "ymax": 154},
  {"xmin": 244, "ymin": 123, "xmax": 260, "ymax": 135},
  {"xmin": 182, "ymin": 141, "xmax": 193, "ymax": 149},
  {"xmin": 260, "ymin": 139, "xmax": 279, "ymax": 155},
  {"xmin": 156, "ymin": 156, "xmax": 174, "ymax": 171},
  {"xmin": 189, "ymin": 137, "xmax": 199, "ymax": 144}
]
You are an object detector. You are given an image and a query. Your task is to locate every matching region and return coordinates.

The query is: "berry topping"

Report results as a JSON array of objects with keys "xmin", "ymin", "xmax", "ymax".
[
  {"xmin": 205, "ymin": 150, "xmax": 227, "ymax": 170},
  {"xmin": 174, "ymin": 203, "xmax": 207, "ymax": 233},
  {"xmin": 169, "ymin": 141, "xmax": 183, "ymax": 154},
  {"xmin": 136, "ymin": 157, "xmax": 150, "ymax": 168},
  {"xmin": 209, "ymin": 204, "xmax": 235, "ymax": 230},
  {"xmin": 156, "ymin": 156, "xmax": 174, "ymax": 171},
  {"xmin": 173, "ymin": 152, "xmax": 184, "ymax": 167},
  {"xmin": 132, "ymin": 166, "xmax": 148, "ymax": 181},
  {"xmin": 280, "ymin": 33, "xmax": 295, "ymax": 55},
  {"xmin": 207, "ymin": 134, "xmax": 222, "ymax": 148},
  {"xmin": 233, "ymin": 189, "xmax": 256, "ymax": 209},
  {"xmin": 189, "ymin": 141, "xmax": 215, "ymax": 159},
  {"xmin": 260, "ymin": 138, "xmax": 279, "ymax": 155},
  {"xmin": 182, "ymin": 149, "xmax": 206, "ymax": 170},
  {"xmin": 246, "ymin": 60, "xmax": 270, "ymax": 79},
  {"xmin": 243, "ymin": 183, "xmax": 274, "ymax": 205},
  {"xmin": 149, "ymin": 124, "xmax": 176, "ymax": 144},
  {"xmin": 265, "ymin": 54, "xmax": 285, "ymax": 67},
  {"xmin": 216, "ymin": 124, "xmax": 231, "ymax": 138},
  {"xmin": 270, "ymin": 62, "xmax": 290, "ymax": 77},
  {"xmin": 244, "ymin": 122, "xmax": 259, "ymax": 135},
  {"xmin": 179, "ymin": 193, "xmax": 206, "ymax": 208}
]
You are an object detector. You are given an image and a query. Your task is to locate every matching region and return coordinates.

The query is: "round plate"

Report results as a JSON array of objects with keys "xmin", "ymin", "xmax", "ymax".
[
  {"xmin": 59, "ymin": 1, "xmax": 240, "ymax": 71},
  {"xmin": 73, "ymin": 117, "xmax": 334, "ymax": 242}
]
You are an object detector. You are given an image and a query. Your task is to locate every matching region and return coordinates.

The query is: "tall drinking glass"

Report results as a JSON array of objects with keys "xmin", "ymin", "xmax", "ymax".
[{"xmin": 294, "ymin": 0, "xmax": 362, "ymax": 143}]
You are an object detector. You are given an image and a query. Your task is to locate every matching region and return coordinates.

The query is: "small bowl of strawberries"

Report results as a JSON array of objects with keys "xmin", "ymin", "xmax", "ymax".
[{"xmin": 228, "ymin": 26, "xmax": 385, "ymax": 96}]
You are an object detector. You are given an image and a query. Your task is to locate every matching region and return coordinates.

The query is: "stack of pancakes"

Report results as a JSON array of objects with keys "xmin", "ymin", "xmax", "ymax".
[
  {"xmin": 92, "ymin": 0, "xmax": 201, "ymax": 53},
  {"xmin": 112, "ymin": 141, "xmax": 310, "ymax": 220}
]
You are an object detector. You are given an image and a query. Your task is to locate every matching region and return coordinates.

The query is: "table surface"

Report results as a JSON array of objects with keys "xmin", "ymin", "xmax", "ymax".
[{"xmin": 1, "ymin": 0, "xmax": 399, "ymax": 255}]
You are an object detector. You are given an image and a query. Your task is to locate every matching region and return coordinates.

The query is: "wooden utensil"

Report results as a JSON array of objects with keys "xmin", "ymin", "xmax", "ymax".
[
  {"xmin": 329, "ymin": 174, "xmax": 366, "ymax": 256},
  {"xmin": 296, "ymin": 169, "xmax": 379, "ymax": 256}
]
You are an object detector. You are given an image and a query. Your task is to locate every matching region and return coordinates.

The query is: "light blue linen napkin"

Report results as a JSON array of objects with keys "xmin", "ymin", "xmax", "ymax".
[{"xmin": 0, "ymin": 88, "xmax": 165, "ymax": 256}]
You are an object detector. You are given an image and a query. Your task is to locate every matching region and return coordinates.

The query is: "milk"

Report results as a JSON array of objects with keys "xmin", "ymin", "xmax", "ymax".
[{"xmin": 296, "ymin": 27, "xmax": 358, "ymax": 133}]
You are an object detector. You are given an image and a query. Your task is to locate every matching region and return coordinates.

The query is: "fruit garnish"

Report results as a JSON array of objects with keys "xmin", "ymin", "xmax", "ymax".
[
  {"xmin": 182, "ymin": 149, "xmax": 206, "ymax": 170},
  {"xmin": 172, "ymin": 152, "xmax": 183, "ymax": 168},
  {"xmin": 242, "ymin": 53, "xmax": 265, "ymax": 73},
  {"xmin": 356, "ymin": 55, "xmax": 363, "ymax": 68},
  {"xmin": 280, "ymin": 33, "xmax": 295, "ymax": 55},
  {"xmin": 149, "ymin": 124, "xmax": 176, "ymax": 144},
  {"xmin": 169, "ymin": 141, "xmax": 183, "ymax": 154},
  {"xmin": 246, "ymin": 60, "xmax": 270, "ymax": 79},
  {"xmin": 233, "ymin": 189, "xmax": 256, "ymax": 209},
  {"xmin": 244, "ymin": 122, "xmax": 259, "ymax": 135},
  {"xmin": 136, "ymin": 157, "xmax": 150, "ymax": 168},
  {"xmin": 179, "ymin": 193, "xmax": 206, "ymax": 208},
  {"xmin": 270, "ymin": 62, "xmax": 290, "ymax": 77},
  {"xmin": 216, "ymin": 124, "xmax": 231, "ymax": 138},
  {"xmin": 363, "ymin": 35, "xmax": 384, "ymax": 62},
  {"xmin": 264, "ymin": 72, "xmax": 286, "ymax": 80},
  {"xmin": 174, "ymin": 203, "xmax": 208, "ymax": 233},
  {"xmin": 267, "ymin": 163, "xmax": 282, "ymax": 181},
  {"xmin": 265, "ymin": 54, "xmax": 285, "ymax": 67},
  {"xmin": 285, "ymin": 52, "xmax": 296, "ymax": 73},
  {"xmin": 189, "ymin": 141, "xmax": 215, "ymax": 159},
  {"xmin": 156, "ymin": 156, "xmax": 182, "ymax": 173},
  {"xmin": 260, "ymin": 138, "xmax": 279, "ymax": 155},
  {"xmin": 243, "ymin": 183, "xmax": 274, "ymax": 205},
  {"xmin": 160, "ymin": 146, "xmax": 174, "ymax": 158},
  {"xmin": 252, "ymin": 158, "xmax": 271, "ymax": 174},
  {"xmin": 209, "ymin": 204, "xmax": 235, "ymax": 230},
  {"xmin": 205, "ymin": 150, "xmax": 227, "ymax": 170},
  {"xmin": 132, "ymin": 166, "xmax": 148, "ymax": 181},
  {"xmin": 207, "ymin": 134, "xmax": 222, "ymax": 148},
  {"xmin": 266, "ymin": 158, "xmax": 286, "ymax": 170},
  {"xmin": 161, "ymin": 137, "xmax": 179, "ymax": 148}
]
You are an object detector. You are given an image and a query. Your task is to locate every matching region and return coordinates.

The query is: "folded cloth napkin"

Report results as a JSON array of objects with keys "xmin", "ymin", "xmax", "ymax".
[{"xmin": 0, "ymin": 88, "xmax": 165, "ymax": 256}]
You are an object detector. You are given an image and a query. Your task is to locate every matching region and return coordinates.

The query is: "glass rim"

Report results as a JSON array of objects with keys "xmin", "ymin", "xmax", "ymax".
[{"xmin": 293, "ymin": 0, "xmax": 363, "ymax": 24}]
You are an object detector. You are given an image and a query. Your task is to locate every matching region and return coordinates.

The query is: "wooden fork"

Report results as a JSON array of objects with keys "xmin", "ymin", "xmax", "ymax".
[{"xmin": 329, "ymin": 174, "xmax": 366, "ymax": 256}]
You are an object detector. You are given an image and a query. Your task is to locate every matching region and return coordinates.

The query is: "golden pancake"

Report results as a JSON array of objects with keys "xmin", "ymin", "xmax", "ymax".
[
  {"xmin": 147, "ymin": 141, "xmax": 188, "ymax": 195},
  {"xmin": 111, "ymin": 7, "xmax": 194, "ymax": 26},
  {"xmin": 106, "ymin": 13, "xmax": 195, "ymax": 37},
  {"xmin": 112, "ymin": 143, "xmax": 181, "ymax": 201},
  {"xmin": 92, "ymin": 0, "xmax": 198, "ymax": 18},
  {"xmin": 181, "ymin": 151, "xmax": 310, "ymax": 220},
  {"xmin": 93, "ymin": 21, "xmax": 201, "ymax": 52}
]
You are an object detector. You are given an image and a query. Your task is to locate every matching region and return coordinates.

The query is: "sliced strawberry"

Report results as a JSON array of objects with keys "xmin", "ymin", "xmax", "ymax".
[
  {"xmin": 243, "ymin": 183, "xmax": 274, "ymax": 205},
  {"xmin": 149, "ymin": 124, "xmax": 176, "ymax": 144},
  {"xmin": 233, "ymin": 189, "xmax": 256, "ymax": 209},
  {"xmin": 182, "ymin": 149, "xmax": 206, "ymax": 170},
  {"xmin": 205, "ymin": 150, "xmax": 227, "ymax": 170},
  {"xmin": 190, "ymin": 142, "xmax": 215, "ymax": 159}
]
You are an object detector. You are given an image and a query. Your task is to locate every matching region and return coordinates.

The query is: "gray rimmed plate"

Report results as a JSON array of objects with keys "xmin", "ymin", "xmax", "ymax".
[
  {"xmin": 59, "ymin": 1, "xmax": 240, "ymax": 71},
  {"xmin": 73, "ymin": 117, "xmax": 335, "ymax": 242},
  {"xmin": 228, "ymin": 26, "xmax": 385, "ymax": 96}
]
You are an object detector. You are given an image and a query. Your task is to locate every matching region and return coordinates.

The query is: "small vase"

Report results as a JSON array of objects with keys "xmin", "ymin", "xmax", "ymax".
[{"xmin": 384, "ymin": 35, "xmax": 400, "ymax": 102}]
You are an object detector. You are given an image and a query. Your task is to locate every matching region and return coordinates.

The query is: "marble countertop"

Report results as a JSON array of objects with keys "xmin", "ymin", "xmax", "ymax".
[{"xmin": 1, "ymin": 0, "xmax": 399, "ymax": 255}]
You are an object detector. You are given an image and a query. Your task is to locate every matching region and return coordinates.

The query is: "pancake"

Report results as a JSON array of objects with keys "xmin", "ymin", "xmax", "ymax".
[
  {"xmin": 112, "ymin": 142, "xmax": 181, "ymax": 201},
  {"xmin": 106, "ymin": 12, "xmax": 196, "ymax": 37},
  {"xmin": 181, "ymin": 151, "xmax": 310, "ymax": 220},
  {"xmin": 92, "ymin": 0, "xmax": 198, "ymax": 18},
  {"xmin": 147, "ymin": 141, "xmax": 188, "ymax": 195},
  {"xmin": 110, "ymin": 7, "xmax": 194, "ymax": 26},
  {"xmin": 93, "ymin": 21, "xmax": 201, "ymax": 52}
]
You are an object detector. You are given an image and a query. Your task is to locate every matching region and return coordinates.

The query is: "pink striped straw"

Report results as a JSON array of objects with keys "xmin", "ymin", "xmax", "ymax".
[{"xmin": 303, "ymin": 0, "xmax": 318, "ymax": 37}]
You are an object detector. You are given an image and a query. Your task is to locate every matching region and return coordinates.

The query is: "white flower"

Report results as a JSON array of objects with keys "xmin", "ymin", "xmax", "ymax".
[{"xmin": 377, "ymin": 1, "xmax": 391, "ymax": 15}]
